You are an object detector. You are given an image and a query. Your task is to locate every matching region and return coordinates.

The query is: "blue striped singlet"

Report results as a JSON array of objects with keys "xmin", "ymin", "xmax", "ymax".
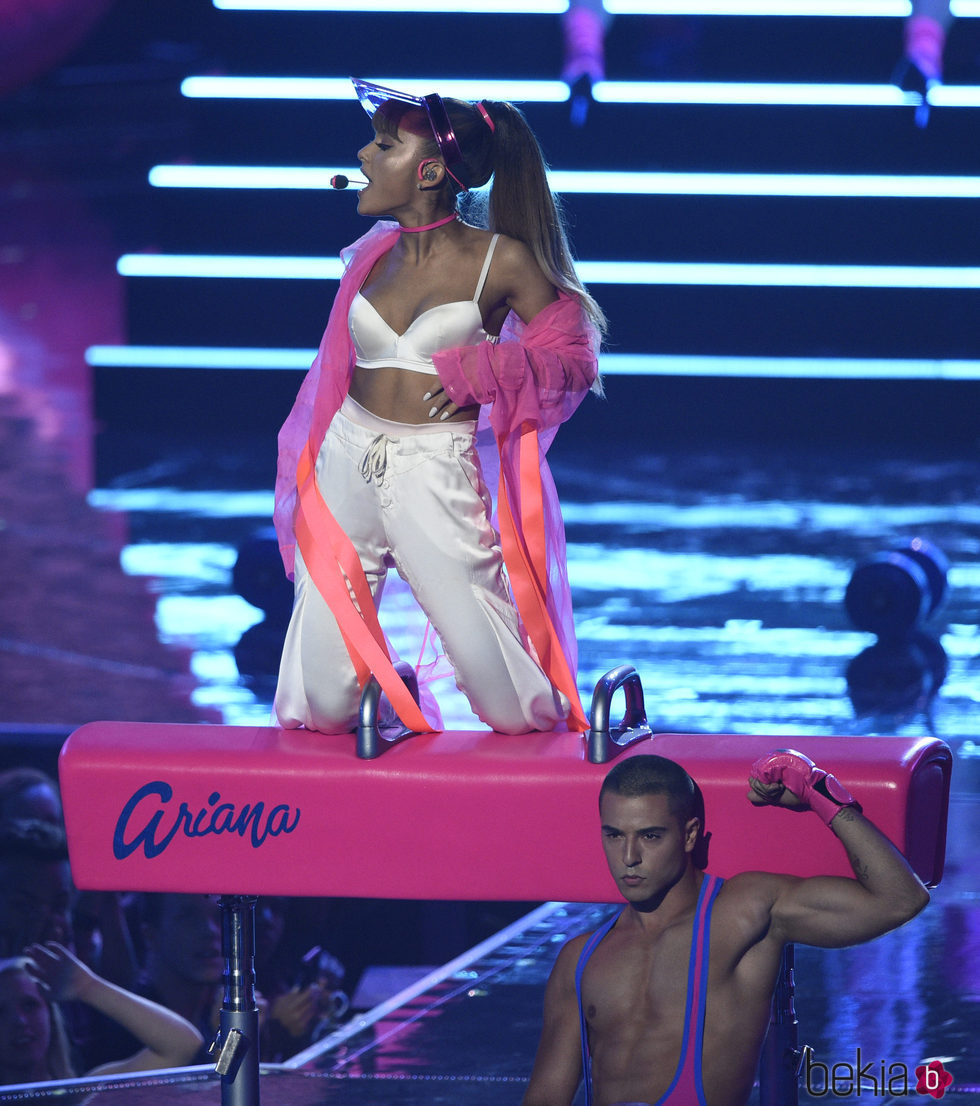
[{"xmin": 575, "ymin": 873, "xmax": 724, "ymax": 1106}]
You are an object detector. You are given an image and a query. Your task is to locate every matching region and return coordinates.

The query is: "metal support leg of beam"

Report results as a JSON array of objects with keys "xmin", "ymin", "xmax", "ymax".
[{"xmin": 211, "ymin": 895, "xmax": 261, "ymax": 1106}]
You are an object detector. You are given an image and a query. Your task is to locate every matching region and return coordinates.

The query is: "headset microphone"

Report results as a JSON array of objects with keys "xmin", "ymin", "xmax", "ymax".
[{"xmin": 330, "ymin": 174, "xmax": 368, "ymax": 189}]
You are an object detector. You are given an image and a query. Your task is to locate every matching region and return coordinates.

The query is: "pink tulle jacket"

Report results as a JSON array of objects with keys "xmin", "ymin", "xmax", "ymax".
[{"xmin": 274, "ymin": 220, "xmax": 600, "ymax": 733}]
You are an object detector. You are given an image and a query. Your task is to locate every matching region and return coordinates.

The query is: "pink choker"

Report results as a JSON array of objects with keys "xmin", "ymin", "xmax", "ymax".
[{"xmin": 400, "ymin": 212, "xmax": 459, "ymax": 233}]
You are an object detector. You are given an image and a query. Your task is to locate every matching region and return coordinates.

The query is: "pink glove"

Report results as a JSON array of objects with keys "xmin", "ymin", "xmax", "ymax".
[{"xmin": 750, "ymin": 749, "xmax": 862, "ymax": 826}]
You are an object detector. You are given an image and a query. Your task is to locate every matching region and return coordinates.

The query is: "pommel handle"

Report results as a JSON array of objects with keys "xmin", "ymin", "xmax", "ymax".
[{"xmin": 585, "ymin": 664, "xmax": 652, "ymax": 764}]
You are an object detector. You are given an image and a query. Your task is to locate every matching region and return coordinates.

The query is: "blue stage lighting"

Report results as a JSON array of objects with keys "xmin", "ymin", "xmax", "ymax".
[
  {"xmin": 115, "ymin": 254, "xmax": 980, "ymax": 288},
  {"xmin": 147, "ymin": 164, "xmax": 980, "ymax": 199},
  {"xmin": 85, "ymin": 347, "xmax": 980, "ymax": 381}
]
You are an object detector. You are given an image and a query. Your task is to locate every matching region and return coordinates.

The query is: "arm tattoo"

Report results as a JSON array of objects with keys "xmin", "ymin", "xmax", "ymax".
[{"xmin": 850, "ymin": 854, "xmax": 871, "ymax": 883}]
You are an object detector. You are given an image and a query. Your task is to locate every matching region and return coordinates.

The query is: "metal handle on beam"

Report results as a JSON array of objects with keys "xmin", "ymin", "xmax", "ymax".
[
  {"xmin": 586, "ymin": 664, "xmax": 653, "ymax": 763},
  {"xmin": 356, "ymin": 662, "xmax": 421, "ymax": 759}
]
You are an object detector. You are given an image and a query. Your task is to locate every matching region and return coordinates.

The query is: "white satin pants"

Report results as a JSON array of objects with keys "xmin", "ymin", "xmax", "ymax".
[{"xmin": 274, "ymin": 398, "xmax": 566, "ymax": 734}]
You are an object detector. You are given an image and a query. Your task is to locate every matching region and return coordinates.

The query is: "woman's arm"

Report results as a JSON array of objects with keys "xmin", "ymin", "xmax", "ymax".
[
  {"xmin": 27, "ymin": 942, "xmax": 204, "ymax": 1076},
  {"xmin": 72, "ymin": 891, "xmax": 138, "ymax": 989},
  {"xmin": 425, "ymin": 236, "xmax": 564, "ymax": 421},
  {"xmin": 431, "ymin": 236, "xmax": 599, "ymax": 428},
  {"xmin": 494, "ymin": 237, "xmax": 559, "ymax": 327}
]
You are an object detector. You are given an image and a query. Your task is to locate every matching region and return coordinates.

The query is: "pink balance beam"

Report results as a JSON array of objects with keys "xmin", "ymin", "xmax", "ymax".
[{"xmin": 58, "ymin": 723, "xmax": 950, "ymax": 900}]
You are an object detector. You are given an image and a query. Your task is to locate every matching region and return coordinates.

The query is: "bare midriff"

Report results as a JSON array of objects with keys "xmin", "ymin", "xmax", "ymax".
[{"xmin": 348, "ymin": 365, "xmax": 480, "ymax": 425}]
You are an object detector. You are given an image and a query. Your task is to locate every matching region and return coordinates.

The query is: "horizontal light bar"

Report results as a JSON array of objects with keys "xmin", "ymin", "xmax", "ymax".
[
  {"xmin": 599, "ymin": 355, "xmax": 980, "ymax": 378},
  {"xmin": 577, "ymin": 261, "xmax": 980, "ymax": 287},
  {"xmin": 117, "ymin": 254, "xmax": 343, "ymax": 279},
  {"xmin": 215, "ymin": 0, "xmax": 566, "ymax": 9},
  {"xmin": 180, "ymin": 75, "xmax": 980, "ymax": 109},
  {"xmin": 596, "ymin": 81, "xmax": 918, "ymax": 106},
  {"xmin": 85, "ymin": 346, "xmax": 980, "ymax": 380},
  {"xmin": 115, "ymin": 253, "xmax": 980, "ymax": 288},
  {"xmin": 212, "ymin": 0, "xmax": 980, "ymax": 12},
  {"xmin": 928, "ymin": 84, "xmax": 980, "ymax": 107},
  {"xmin": 149, "ymin": 165, "xmax": 345, "ymax": 189},
  {"xmin": 182, "ymin": 76, "xmax": 980, "ymax": 109},
  {"xmin": 605, "ymin": 0, "xmax": 908, "ymax": 11},
  {"xmin": 181, "ymin": 76, "xmax": 569, "ymax": 102},
  {"xmin": 607, "ymin": 0, "xmax": 980, "ymax": 15},
  {"xmin": 86, "ymin": 345, "xmax": 317, "ymax": 369},
  {"xmin": 594, "ymin": 81, "xmax": 980, "ymax": 107},
  {"xmin": 149, "ymin": 164, "xmax": 980, "ymax": 199}
]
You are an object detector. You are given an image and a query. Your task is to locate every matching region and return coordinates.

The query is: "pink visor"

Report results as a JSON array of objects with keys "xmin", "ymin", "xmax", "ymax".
[{"xmin": 352, "ymin": 77, "xmax": 468, "ymax": 191}]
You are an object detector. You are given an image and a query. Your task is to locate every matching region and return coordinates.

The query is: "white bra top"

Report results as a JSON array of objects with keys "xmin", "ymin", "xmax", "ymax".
[{"xmin": 349, "ymin": 233, "xmax": 500, "ymax": 376}]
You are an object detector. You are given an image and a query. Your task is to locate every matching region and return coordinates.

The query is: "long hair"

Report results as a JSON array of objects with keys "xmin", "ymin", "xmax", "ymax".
[{"xmin": 374, "ymin": 97, "xmax": 607, "ymax": 345}]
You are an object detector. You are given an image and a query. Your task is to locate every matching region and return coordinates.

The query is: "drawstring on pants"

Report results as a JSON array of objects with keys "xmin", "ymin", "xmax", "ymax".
[{"xmin": 360, "ymin": 434, "xmax": 389, "ymax": 484}]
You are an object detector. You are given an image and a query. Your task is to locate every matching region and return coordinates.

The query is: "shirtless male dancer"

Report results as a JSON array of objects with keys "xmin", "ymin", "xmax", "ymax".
[{"xmin": 521, "ymin": 751, "xmax": 930, "ymax": 1106}]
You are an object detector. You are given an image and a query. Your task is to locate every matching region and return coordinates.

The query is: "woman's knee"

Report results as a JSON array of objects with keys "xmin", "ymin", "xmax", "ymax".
[
  {"xmin": 275, "ymin": 682, "xmax": 359, "ymax": 733},
  {"xmin": 464, "ymin": 677, "xmax": 566, "ymax": 735}
]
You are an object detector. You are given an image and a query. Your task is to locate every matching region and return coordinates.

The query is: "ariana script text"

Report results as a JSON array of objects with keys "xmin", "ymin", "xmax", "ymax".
[{"xmin": 113, "ymin": 780, "xmax": 301, "ymax": 859}]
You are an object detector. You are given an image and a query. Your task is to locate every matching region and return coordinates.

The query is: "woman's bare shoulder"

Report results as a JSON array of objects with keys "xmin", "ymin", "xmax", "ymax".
[
  {"xmin": 486, "ymin": 232, "xmax": 537, "ymax": 269},
  {"xmin": 481, "ymin": 234, "xmax": 556, "ymax": 316}
]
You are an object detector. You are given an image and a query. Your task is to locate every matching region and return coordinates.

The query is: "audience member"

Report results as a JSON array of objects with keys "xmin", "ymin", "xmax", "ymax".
[
  {"xmin": 136, "ymin": 893, "xmax": 224, "ymax": 1062},
  {"xmin": 75, "ymin": 892, "xmax": 223, "ymax": 1069},
  {"xmin": 0, "ymin": 768, "xmax": 63, "ymax": 826},
  {"xmin": 254, "ymin": 897, "xmax": 348, "ymax": 1060},
  {"xmin": 0, "ymin": 768, "xmax": 136, "ymax": 991},
  {"xmin": 0, "ymin": 820, "xmax": 73, "ymax": 959},
  {"xmin": 0, "ymin": 943, "xmax": 201, "ymax": 1085}
]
